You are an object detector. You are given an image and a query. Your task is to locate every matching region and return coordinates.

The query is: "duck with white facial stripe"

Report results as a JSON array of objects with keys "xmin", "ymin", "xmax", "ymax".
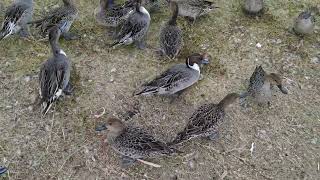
[
  {"xmin": 39, "ymin": 26, "xmax": 72, "ymax": 116},
  {"xmin": 134, "ymin": 53, "xmax": 210, "ymax": 99},
  {"xmin": 0, "ymin": 0, "xmax": 34, "ymax": 40},
  {"xmin": 110, "ymin": 0, "xmax": 151, "ymax": 49}
]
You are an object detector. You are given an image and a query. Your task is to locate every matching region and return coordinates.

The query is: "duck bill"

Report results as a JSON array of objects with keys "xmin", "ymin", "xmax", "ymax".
[
  {"xmin": 201, "ymin": 58, "xmax": 210, "ymax": 64},
  {"xmin": 95, "ymin": 124, "xmax": 108, "ymax": 132},
  {"xmin": 277, "ymin": 85, "xmax": 288, "ymax": 94}
]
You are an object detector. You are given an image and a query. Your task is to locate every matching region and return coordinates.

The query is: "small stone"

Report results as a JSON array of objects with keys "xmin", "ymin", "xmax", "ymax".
[
  {"xmin": 28, "ymin": 106, "xmax": 33, "ymax": 111},
  {"xmin": 188, "ymin": 160, "xmax": 195, "ymax": 170},
  {"xmin": 311, "ymin": 138, "xmax": 318, "ymax": 144},
  {"xmin": 110, "ymin": 77, "xmax": 114, "ymax": 82},
  {"xmin": 311, "ymin": 56, "xmax": 320, "ymax": 64},
  {"xmin": 256, "ymin": 43, "xmax": 262, "ymax": 48},
  {"xmin": 111, "ymin": 68, "xmax": 116, "ymax": 73},
  {"xmin": 24, "ymin": 76, "xmax": 31, "ymax": 82}
]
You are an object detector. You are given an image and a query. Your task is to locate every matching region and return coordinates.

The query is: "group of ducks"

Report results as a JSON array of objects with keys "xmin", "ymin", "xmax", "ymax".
[{"xmin": 0, "ymin": 0, "xmax": 316, "ymax": 169}]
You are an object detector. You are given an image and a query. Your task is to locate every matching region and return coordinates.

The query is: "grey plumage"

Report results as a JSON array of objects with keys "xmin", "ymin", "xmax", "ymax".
[
  {"xmin": 29, "ymin": 0, "xmax": 78, "ymax": 39},
  {"xmin": 293, "ymin": 11, "xmax": 315, "ymax": 36},
  {"xmin": 95, "ymin": 0, "xmax": 134, "ymax": 27},
  {"xmin": 159, "ymin": 1, "xmax": 182, "ymax": 59},
  {"xmin": 0, "ymin": 0, "xmax": 33, "ymax": 40},
  {"xmin": 242, "ymin": 66, "xmax": 288, "ymax": 105},
  {"xmin": 111, "ymin": 0, "xmax": 150, "ymax": 48},
  {"xmin": 39, "ymin": 26, "xmax": 71, "ymax": 116},
  {"xmin": 171, "ymin": 0, "xmax": 217, "ymax": 22},
  {"xmin": 169, "ymin": 93, "xmax": 240, "ymax": 145},
  {"xmin": 103, "ymin": 118, "xmax": 180, "ymax": 165},
  {"xmin": 135, "ymin": 53, "xmax": 210, "ymax": 96}
]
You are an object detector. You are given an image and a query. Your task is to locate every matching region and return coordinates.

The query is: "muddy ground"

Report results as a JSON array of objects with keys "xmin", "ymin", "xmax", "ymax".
[{"xmin": 0, "ymin": 0, "xmax": 319, "ymax": 179}]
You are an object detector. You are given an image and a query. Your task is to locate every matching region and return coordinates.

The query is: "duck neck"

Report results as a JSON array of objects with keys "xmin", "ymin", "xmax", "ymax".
[
  {"xmin": 168, "ymin": 2, "xmax": 179, "ymax": 26},
  {"xmin": 217, "ymin": 93, "xmax": 238, "ymax": 109},
  {"xmin": 50, "ymin": 37, "xmax": 64, "ymax": 57},
  {"xmin": 62, "ymin": 0, "xmax": 74, "ymax": 6}
]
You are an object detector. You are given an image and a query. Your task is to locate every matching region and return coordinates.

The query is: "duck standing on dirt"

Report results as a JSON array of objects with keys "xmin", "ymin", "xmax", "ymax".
[
  {"xmin": 169, "ymin": 93, "xmax": 240, "ymax": 145},
  {"xmin": 158, "ymin": 1, "xmax": 182, "ymax": 59},
  {"xmin": 293, "ymin": 11, "xmax": 315, "ymax": 36},
  {"xmin": 111, "ymin": 0, "xmax": 151, "ymax": 49},
  {"xmin": 29, "ymin": 0, "xmax": 78, "ymax": 40},
  {"xmin": 241, "ymin": 66, "xmax": 288, "ymax": 106},
  {"xmin": 242, "ymin": 0, "xmax": 264, "ymax": 16},
  {"xmin": 170, "ymin": 0, "xmax": 217, "ymax": 22},
  {"xmin": 134, "ymin": 53, "xmax": 209, "ymax": 98},
  {"xmin": 95, "ymin": 0, "xmax": 134, "ymax": 28},
  {"xmin": 0, "ymin": 0, "xmax": 33, "ymax": 40},
  {"xmin": 97, "ymin": 117, "xmax": 180, "ymax": 167},
  {"xmin": 39, "ymin": 26, "xmax": 72, "ymax": 116}
]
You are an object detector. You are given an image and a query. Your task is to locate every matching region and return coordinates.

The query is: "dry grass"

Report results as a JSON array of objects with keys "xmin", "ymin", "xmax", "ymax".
[{"xmin": 0, "ymin": 0, "xmax": 319, "ymax": 179}]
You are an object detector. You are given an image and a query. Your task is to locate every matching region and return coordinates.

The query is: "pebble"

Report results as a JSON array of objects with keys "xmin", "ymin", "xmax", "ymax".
[
  {"xmin": 111, "ymin": 68, "xmax": 116, "ymax": 73},
  {"xmin": 24, "ymin": 76, "xmax": 31, "ymax": 82},
  {"xmin": 256, "ymin": 43, "xmax": 262, "ymax": 48},
  {"xmin": 310, "ymin": 56, "xmax": 319, "ymax": 64}
]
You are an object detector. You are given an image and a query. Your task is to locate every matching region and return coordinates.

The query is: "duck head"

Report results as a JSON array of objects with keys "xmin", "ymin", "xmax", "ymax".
[
  {"xmin": 267, "ymin": 73, "xmax": 288, "ymax": 94},
  {"xmin": 186, "ymin": 53, "xmax": 210, "ymax": 71},
  {"xmin": 96, "ymin": 117, "xmax": 125, "ymax": 136},
  {"xmin": 218, "ymin": 93, "xmax": 240, "ymax": 109},
  {"xmin": 48, "ymin": 26, "xmax": 66, "ymax": 57}
]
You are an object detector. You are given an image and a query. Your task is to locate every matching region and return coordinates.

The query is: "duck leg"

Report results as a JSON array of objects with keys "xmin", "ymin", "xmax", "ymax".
[
  {"xmin": 120, "ymin": 156, "xmax": 136, "ymax": 168},
  {"xmin": 135, "ymin": 39, "xmax": 146, "ymax": 50},
  {"xmin": 19, "ymin": 26, "xmax": 30, "ymax": 38},
  {"xmin": 62, "ymin": 32, "xmax": 80, "ymax": 41},
  {"xmin": 169, "ymin": 90, "xmax": 185, "ymax": 104},
  {"xmin": 207, "ymin": 128, "xmax": 219, "ymax": 141},
  {"xmin": 63, "ymin": 82, "xmax": 74, "ymax": 95}
]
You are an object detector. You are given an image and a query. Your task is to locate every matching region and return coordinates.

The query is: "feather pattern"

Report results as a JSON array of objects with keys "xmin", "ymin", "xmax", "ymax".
[
  {"xmin": 29, "ymin": 0, "xmax": 77, "ymax": 37},
  {"xmin": 0, "ymin": 0, "xmax": 33, "ymax": 40}
]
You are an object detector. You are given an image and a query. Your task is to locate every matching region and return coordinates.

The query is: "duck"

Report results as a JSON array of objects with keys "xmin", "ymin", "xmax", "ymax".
[
  {"xmin": 241, "ymin": 66, "xmax": 288, "ymax": 106},
  {"xmin": 0, "ymin": 0, "xmax": 33, "ymax": 40},
  {"xmin": 293, "ymin": 11, "xmax": 315, "ymax": 36},
  {"xmin": 29, "ymin": 0, "xmax": 78, "ymax": 40},
  {"xmin": 134, "ymin": 53, "xmax": 210, "ymax": 97},
  {"xmin": 0, "ymin": 166, "xmax": 7, "ymax": 175},
  {"xmin": 95, "ymin": 0, "xmax": 134, "ymax": 27},
  {"xmin": 158, "ymin": 1, "xmax": 182, "ymax": 59},
  {"xmin": 169, "ymin": 93, "xmax": 240, "ymax": 145},
  {"xmin": 242, "ymin": 0, "xmax": 264, "ymax": 16},
  {"xmin": 97, "ymin": 117, "xmax": 180, "ymax": 167},
  {"xmin": 170, "ymin": 0, "xmax": 218, "ymax": 22},
  {"xmin": 110, "ymin": 0, "xmax": 151, "ymax": 49},
  {"xmin": 39, "ymin": 26, "xmax": 72, "ymax": 116}
]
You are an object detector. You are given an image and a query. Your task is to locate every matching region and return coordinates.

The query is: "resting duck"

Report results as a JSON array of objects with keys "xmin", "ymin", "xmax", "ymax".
[
  {"xmin": 242, "ymin": 0, "xmax": 264, "ymax": 16},
  {"xmin": 29, "ymin": 0, "xmax": 78, "ymax": 40},
  {"xmin": 0, "ymin": 0, "xmax": 33, "ymax": 40},
  {"xmin": 135, "ymin": 53, "xmax": 210, "ymax": 97},
  {"xmin": 158, "ymin": 1, "xmax": 182, "ymax": 59},
  {"xmin": 111, "ymin": 0, "xmax": 150, "ymax": 49},
  {"xmin": 241, "ymin": 66, "xmax": 288, "ymax": 106},
  {"xmin": 39, "ymin": 26, "xmax": 72, "ymax": 116},
  {"xmin": 97, "ymin": 117, "xmax": 180, "ymax": 167},
  {"xmin": 293, "ymin": 11, "xmax": 315, "ymax": 36},
  {"xmin": 169, "ymin": 93, "xmax": 240, "ymax": 145},
  {"xmin": 95, "ymin": 0, "xmax": 134, "ymax": 27},
  {"xmin": 170, "ymin": 0, "xmax": 217, "ymax": 22}
]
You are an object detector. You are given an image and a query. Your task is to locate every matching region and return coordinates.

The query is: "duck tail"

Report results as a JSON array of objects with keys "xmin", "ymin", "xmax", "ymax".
[
  {"xmin": 109, "ymin": 41, "xmax": 121, "ymax": 48},
  {"xmin": 168, "ymin": 1, "xmax": 178, "ymax": 26},
  {"xmin": 0, "ymin": 166, "xmax": 8, "ymax": 175},
  {"xmin": 41, "ymin": 101, "xmax": 53, "ymax": 116},
  {"xmin": 133, "ymin": 87, "xmax": 158, "ymax": 96}
]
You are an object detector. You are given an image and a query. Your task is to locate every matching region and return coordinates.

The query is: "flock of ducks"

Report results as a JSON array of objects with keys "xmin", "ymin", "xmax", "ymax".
[{"xmin": 0, "ymin": 0, "xmax": 317, "ymax": 170}]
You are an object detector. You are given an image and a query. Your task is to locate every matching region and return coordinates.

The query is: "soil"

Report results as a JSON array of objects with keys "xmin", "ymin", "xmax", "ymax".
[{"xmin": 0, "ymin": 0, "xmax": 319, "ymax": 179}]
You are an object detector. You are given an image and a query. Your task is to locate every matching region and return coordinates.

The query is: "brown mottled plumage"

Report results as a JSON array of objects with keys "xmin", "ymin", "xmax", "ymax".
[{"xmin": 169, "ymin": 93, "xmax": 240, "ymax": 145}]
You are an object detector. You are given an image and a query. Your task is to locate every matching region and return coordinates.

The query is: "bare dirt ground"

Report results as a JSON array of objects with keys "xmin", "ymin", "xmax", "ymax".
[{"xmin": 1, "ymin": 0, "xmax": 320, "ymax": 179}]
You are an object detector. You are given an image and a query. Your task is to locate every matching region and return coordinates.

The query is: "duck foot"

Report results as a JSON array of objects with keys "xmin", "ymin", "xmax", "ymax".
[
  {"xmin": 169, "ymin": 90, "xmax": 185, "ymax": 104},
  {"xmin": 135, "ymin": 40, "xmax": 146, "ymax": 50},
  {"xmin": 62, "ymin": 32, "xmax": 80, "ymax": 41},
  {"xmin": 19, "ymin": 27, "xmax": 30, "ymax": 38},
  {"xmin": 207, "ymin": 130, "xmax": 219, "ymax": 141},
  {"xmin": 121, "ymin": 156, "xmax": 136, "ymax": 168},
  {"xmin": 63, "ymin": 83, "xmax": 74, "ymax": 95}
]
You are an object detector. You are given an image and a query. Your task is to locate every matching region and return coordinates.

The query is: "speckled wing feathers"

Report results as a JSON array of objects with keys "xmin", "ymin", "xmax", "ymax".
[{"xmin": 248, "ymin": 66, "xmax": 266, "ymax": 96}]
